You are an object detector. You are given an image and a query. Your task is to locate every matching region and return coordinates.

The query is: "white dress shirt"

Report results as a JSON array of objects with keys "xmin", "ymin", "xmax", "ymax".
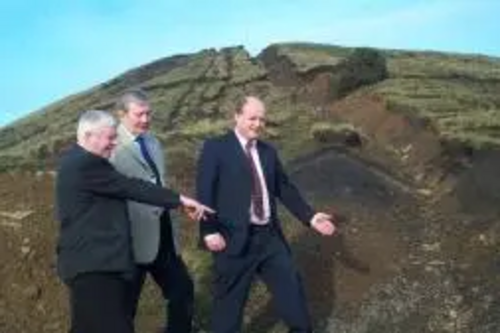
[{"xmin": 234, "ymin": 130, "xmax": 271, "ymax": 225}]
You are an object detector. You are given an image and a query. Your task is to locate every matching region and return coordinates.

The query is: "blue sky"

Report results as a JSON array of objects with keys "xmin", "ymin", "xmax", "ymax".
[{"xmin": 1, "ymin": 0, "xmax": 499, "ymax": 127}]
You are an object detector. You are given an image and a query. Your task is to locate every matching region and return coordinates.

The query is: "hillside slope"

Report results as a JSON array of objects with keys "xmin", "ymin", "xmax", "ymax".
[{"xmin": 1, "ymin": 43, "xmax": 500, "ymax": 332}]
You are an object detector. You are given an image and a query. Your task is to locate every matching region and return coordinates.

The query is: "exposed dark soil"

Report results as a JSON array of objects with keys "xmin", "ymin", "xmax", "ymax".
[{"xmin": 1, "ymin": 94, "xmax": 500, "ymax": 333}]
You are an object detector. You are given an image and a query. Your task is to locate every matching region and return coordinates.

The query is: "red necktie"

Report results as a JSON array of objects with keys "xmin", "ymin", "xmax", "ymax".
[{"xmin": 245, "ymin": 140, "xmax": 264, "ymax": 220}]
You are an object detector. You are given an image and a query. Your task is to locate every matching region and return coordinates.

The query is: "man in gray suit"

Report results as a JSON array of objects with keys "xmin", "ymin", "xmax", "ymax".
[{"xmin": 110, "ymin": 89, "xmax": 193, "ymax": 333}]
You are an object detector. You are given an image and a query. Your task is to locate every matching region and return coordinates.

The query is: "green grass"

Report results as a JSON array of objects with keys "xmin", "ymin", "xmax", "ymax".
[
  {"xmin": 176, "ymin": 118, "xmax": 229, "ymax": 139},
  {"xmin": 2, "ymin": 42, "xmax": 500, "ymax": 169},
  {"xmin": 373, "ymin": 76, "xmax": 500, "ymax": 149},
  {"xmin": 269, "ymin": 43, "xmax": 500, "ymax": 149},
  {"xmin": 310, "ymin": 121, "xmax": 358, "ymax": 143},
  {"xmin": 387, "ymin": 51, "xmax": 500, "ymax": 80},
  {"xmin": 204, "ymin": 52, "xmax": 230, "ymax": 80},
  {"xmin": 144, "ymin": 49, "xmax": 216, "ymax": 86},
  {"xmin": 229, "ymin": 47, "xmax": 267, "ymax": 84},
  {"xmin": 274, "ymin": 43, "xmax": 348, "ymax": 73}
]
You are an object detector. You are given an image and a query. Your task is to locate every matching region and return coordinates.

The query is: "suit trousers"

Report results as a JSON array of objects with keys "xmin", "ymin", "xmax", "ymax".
[
  {"xmin": 67, "ymin": 272, "xmax": 134, "ymax": 333},
  {"xmin": 211, "ymin": 224, "xmax": 312, "ymax": 333},
  {"xmin": 129, "ymin": 213, "xmax": 194, "ymax": 333}
]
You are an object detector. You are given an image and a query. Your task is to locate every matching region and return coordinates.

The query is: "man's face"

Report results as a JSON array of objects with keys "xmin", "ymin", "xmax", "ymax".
[
  {"xmin": 234, "ymin": 98, "xmax": 266, "ymax": 140},
  {"xmin": 120, "ymin": 100, "xmax": 151, "ymax": 135},
  {"xmin": 86, "ymin": 126, "xmax": 117, "ymax": 158}
]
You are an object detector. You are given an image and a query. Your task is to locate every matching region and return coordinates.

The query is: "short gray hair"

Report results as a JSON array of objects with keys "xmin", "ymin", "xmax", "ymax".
[
  {"xmin": 77, "ymin": 110, "xmax": 117, "ymax": 140},
  {"xmin": 114, "ymin": 88, "xmax": 149, "ymax": 113}
]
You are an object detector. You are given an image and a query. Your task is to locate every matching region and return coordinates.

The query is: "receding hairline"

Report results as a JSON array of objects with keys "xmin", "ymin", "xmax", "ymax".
[{"xmin": 234, "ymin": 95, "xmax": 265, "ymax": 114}]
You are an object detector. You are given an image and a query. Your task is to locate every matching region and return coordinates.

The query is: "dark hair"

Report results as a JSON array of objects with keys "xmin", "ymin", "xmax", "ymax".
[{"xmin": 114, "ymin": 88, "xmax": 149, "ymax": 114}]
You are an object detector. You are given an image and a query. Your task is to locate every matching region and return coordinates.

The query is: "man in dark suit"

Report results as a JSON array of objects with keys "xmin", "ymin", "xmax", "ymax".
[
  {"xmin": 110, "ymin": 90, "xmax": 194, "ymax": 333},
  {"xmin": 55, "ymin": 110, "xmax": 212, "ymax": 333},
  {"xmin": 196, "ymin": 96, "xmax": 337, "ymax": 333}
]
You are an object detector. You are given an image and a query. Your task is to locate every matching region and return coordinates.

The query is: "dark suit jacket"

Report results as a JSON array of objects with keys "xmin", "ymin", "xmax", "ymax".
[
  {"xmin": 55, "ymin": 144, "xmax": 181, "ymax": 282},
  {"xmin": 196, "ymin": 131, "xmax": 315, "ymax": 255}
]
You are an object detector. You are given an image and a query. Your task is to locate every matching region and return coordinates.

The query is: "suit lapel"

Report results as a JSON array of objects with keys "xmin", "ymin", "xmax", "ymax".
[
  {"xmin": 117, "ymin": 125, "xmax": 150, "ymax": 171},
  {"xmin": 147, "ymin": 136, "xmax": 165, "ymax": 184},
  {"xmin": 227, "ymin": 131, "xmax": 271, "ymax": 184},
  {"xmin": 227, "ymin": 131, "xmax": 251, "ymax": 173}
]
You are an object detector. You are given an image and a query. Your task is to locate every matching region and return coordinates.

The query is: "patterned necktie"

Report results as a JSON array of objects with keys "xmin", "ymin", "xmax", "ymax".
[
  {"xmin": 136, "ymin": 135, "xmax": 161, "ymax": 185},
  {"xmin": 245, "ymin": 140, "xmax": 264, "ymax": 220}
]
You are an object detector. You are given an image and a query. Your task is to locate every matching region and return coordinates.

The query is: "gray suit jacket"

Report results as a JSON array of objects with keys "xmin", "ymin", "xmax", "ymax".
[{"xmin": 110, "ymin": 124, "xmax": 180, "ymax": 263}]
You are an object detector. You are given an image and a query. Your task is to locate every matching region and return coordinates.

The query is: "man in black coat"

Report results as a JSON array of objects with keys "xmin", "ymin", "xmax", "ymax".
[
  {"xmin": 55, "ymin": 110, "xmax": 211, "ymax": 333},
  {"xmin": 196, "ymin": 96, "xmax": 337, "ymax": 333}
]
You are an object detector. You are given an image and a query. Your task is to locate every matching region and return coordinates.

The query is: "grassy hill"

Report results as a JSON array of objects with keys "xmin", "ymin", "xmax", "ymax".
[
  {"xmin": 1, "ymin": 43, "xmax": 500, "ymax": 332},
  {"xmin": 1, "ymin": 43, "xmax": 500, "ymax": 171}
]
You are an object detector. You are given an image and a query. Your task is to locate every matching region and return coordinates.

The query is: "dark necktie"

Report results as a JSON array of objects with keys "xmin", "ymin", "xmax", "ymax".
[
  {"xmin": 245, "ymin": 140, "xmax": 264, "ymax": 220},
  {"xmin": 136, "ymin": 135, "xmax": 162, "ymax": 185}
]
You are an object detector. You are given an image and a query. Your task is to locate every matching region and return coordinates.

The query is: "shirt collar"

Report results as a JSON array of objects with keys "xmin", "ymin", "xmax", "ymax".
[
  {"xmin": 234, "ymin": 129, "xmax": 256, "ymax": 150},
  {"xmin": 120, "ymin": 124, "xmax": 145, "ymax": 143}
]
